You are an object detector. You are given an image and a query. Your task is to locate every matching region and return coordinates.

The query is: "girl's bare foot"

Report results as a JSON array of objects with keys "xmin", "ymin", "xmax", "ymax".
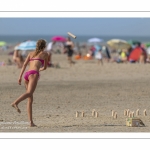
[
  {"xmin": 11, "ymin": 103, "xmax": 21, "ymax": 113},
  {"xmin": 30, "ymin": 122, "xmax": 37, "ymax": 127}
]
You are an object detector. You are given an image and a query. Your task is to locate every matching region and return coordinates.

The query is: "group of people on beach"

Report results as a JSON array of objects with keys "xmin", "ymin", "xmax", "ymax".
[
  {"xmin": 113, "ymin": 42, "xmax": 147, "ymax": 64},
  {"xmin": 46, "ymin": 37, "xmax": 75, "ymax": 66},
  {"xmin": 87, "ymin": 42, "xmax": 148, "ymax": 65}
]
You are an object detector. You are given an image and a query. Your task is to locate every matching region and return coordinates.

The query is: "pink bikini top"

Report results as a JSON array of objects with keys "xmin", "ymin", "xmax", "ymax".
[{"xmin": 29, "ymin": 58, "xmax": 44, "ymax": 65}]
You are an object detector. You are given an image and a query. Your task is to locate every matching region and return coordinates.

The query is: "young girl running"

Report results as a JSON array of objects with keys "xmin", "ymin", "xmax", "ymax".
[{"xmin": 11, "ymin": 39, "xmax": 49, "ymax": 127}]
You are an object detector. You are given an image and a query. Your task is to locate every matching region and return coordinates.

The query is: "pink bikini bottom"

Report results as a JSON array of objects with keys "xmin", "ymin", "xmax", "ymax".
[{"xmin": 24, "ymin": 70, "xmax": 40, "ymax": 81}]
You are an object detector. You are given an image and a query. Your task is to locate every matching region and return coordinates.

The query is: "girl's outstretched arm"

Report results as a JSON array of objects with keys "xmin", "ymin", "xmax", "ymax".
[
  {"xmin": 39, "ymin": 53, "xmax": 48, "ymax": 72},
  {"xmin": 18, "ymin": 53, "xmax": 30, "ymax": 85}
]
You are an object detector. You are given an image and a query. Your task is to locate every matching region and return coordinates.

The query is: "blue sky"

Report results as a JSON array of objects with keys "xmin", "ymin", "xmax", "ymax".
[{"xmin": 0, "ymin": 18, "xmax": 150, "ymax": 36}]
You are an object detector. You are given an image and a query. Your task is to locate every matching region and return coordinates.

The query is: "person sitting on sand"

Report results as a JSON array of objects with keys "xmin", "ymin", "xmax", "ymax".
[
  {"xmin": 11, "ymin": 39, "xmax": 49, "ymax": 127},
  {"xmin": 112, "ymin": 49, "xmax": 128, "ymax": 63},
  {"xmin": 119, "ymin": 49, "xmax": 128, "ymax": 63},
  {"xmin": 13, "ymin": 49, "xmax": 24, "ymax": 68}
]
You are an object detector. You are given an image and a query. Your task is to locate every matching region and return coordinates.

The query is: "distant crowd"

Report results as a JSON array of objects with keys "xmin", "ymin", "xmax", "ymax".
[{"xmin": 1, "ymin": 39, "xmax": 150, "ymax": 68}]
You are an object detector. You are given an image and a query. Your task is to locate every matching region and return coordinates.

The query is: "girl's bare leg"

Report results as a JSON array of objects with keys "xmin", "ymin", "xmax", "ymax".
[
  {"xmin": 68, "ymin": 56, "xmax": 75, "ymax": 67},
  {"xmin": 97, "ymin": 59, "xmax": 103, "ymax": 65},
  {"xmin": 27, "ymin": 95, "xmax": 36, "ymax": 127},
  {"xmin": 11, "ymin": 74, "xmax": 38, "ymax": 118},
  {"xmin": 68, "ymin": 57, "xmax": 72, "ymax": 66},
  {"xmin": 24, "ymin": 80, "xmax": 36, "ymax": 127},
  {"xmin": 100, "ymin": 59, "xmax": 103, "ymax": 65}
]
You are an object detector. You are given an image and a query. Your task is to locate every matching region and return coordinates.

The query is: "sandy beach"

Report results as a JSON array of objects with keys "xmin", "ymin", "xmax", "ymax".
[{"xmin": 0, "ymin": 52, "xmax": 150, "ymax": 132}]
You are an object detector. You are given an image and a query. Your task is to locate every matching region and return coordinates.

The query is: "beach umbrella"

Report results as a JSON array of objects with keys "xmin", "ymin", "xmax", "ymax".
[
  {"xmin": 15, "ymin": 41, "xmax": 36, "ymax": 50},
  {"xmin": 0, "ymin": 41, "xmax": 7, "ymax": 46},
  {"xmin": 51, "ymin": 36, "xmax": 66, "ymax": 42},
  {"xmin": 88, "ymin": 38, "xmax": 103, "ymax": 43},
  {"xmin": 107, "ymin": 39, "xmax": 131, "ymax": 49}
]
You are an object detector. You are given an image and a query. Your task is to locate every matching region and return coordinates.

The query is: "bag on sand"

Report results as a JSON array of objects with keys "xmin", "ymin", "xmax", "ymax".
[{"xmin": 126, "ymin": 117, "xmax": 145, "ymax": 127}]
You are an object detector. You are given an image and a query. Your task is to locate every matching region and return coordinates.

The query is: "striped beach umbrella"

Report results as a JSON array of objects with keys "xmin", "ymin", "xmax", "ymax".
[
  {"xmin": 15, "ymin": 41, "xmax": 36, "ymax": 50},
  {"xmin": 107, "ymin": 39, "xmax": 131, "ymax": 49}
]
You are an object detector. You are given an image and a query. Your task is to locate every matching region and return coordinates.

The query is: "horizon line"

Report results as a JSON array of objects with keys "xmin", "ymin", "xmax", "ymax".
[{"xmin": 1, "ymin": 34, "xmax": 150, "ymax": 37}]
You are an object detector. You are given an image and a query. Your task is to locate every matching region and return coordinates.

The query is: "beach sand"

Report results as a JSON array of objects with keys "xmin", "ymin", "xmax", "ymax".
[{"xmin": 0, "ymin": 53, "xmax": 150, "ymax": 132}]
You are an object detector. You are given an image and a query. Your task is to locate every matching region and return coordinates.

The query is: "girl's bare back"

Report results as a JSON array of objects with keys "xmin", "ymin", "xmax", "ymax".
[{"xmin": 27, "ymin": 51, "xmax": 48, "ymax": 71}]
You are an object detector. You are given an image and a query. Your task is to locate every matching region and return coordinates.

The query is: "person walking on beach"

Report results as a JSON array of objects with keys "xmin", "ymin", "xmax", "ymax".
[
  {"xmin": 11, "ymin": 39, "xmax": 48, "ymax": 127},
  {"xmin": 101, "ymin": 46, "xmax": 111, "ymax": 62},
  {"xmin": 95, "ymin": 49, "xmax": 103, "ymax": 65},
  {"xmin": 64, "ymin": 37, "xmax": 75, "ymax": 66}
]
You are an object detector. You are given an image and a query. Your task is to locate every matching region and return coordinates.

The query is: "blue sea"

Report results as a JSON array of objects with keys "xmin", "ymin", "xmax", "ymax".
[{"xmin": 1, "ymin": 35, "xmax": 150, "ymax": 44}]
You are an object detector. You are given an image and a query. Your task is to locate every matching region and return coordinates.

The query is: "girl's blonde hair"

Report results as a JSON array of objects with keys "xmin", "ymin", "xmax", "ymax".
[{"xmin": 32, "ymin": 39, "xmax": 47, "ymax": 58}]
